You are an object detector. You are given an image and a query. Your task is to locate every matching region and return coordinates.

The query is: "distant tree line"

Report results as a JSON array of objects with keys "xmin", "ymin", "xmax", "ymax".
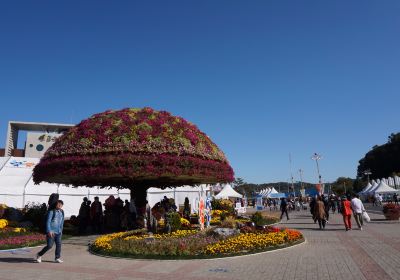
[{"xmin": 357, "ymin": 132, "xmax": 400, "ymax": 180}]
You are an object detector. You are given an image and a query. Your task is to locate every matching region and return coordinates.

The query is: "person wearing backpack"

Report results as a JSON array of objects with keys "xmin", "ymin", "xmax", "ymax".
[{"xmin": 35, "ymin": 200, "xmax": 64, "ymax": 263}]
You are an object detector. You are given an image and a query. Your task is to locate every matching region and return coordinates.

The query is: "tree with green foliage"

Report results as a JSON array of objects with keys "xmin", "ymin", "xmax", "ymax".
[
  {"xmin": 331, "ymin": 177, "xmax": 355, "ymax": 195},
  {"xmin": 357, "ymin": 132, "xmax": 400, "ymax": 180}
]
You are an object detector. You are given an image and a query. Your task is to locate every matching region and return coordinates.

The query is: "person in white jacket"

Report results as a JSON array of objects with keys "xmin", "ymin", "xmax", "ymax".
[{"xmin": 351, "ymin": 194, "xmax": 365, "ymax": 230}]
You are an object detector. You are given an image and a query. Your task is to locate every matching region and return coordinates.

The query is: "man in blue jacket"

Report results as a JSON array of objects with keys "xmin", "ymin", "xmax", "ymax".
[{"xmin": 36, "ymin": 200, "xmax": 64, "ymax": 263}]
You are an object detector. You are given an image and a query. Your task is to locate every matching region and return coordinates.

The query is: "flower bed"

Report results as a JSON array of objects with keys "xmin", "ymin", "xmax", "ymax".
[
  {"xmin": 0, "ymin": 220, "xmax": 46, "ymax": 250},
  {"xmin": 0, "ymin": 233, "xmax": 46, "ymax": 250},
  {"xmin": 90, "ymin": 227, "xmax": 304, "ymax": 259},
  {"xmin": 383, "ymin": 203, "xmax": 400, "ymax": 220}
]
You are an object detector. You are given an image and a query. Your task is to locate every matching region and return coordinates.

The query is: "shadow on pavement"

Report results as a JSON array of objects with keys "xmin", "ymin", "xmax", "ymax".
[
  {"xmin": 291, "ymin": 227, "xmax": 346, "ymax": 232},
  {"xmin": 0, "ymin": 257, "xmax": 35, "ymax": 263}
]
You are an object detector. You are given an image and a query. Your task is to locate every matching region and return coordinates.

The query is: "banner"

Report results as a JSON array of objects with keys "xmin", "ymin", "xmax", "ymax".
[
  {"xmin": 199, "ymin": 198, "xmax": 205, "ymax": 230},
  {"xmin": 205, "ymin": 195, "xmax": 212, "ymax": 228},
  {"xmin": 256, "ymin": 195, "xmax": 263, "ymax": 210}
]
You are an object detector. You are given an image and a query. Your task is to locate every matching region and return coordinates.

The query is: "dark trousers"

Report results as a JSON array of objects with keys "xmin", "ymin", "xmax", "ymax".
[
  {"xmin": 280, "ymin": 209, "xmax": 289, "ymax": 220},
  {"xmin": 317, "ymin": 218, "xmax": 326, "ymax": 229},
  {"xmin": 38, "ymin": 233, "xmax": 62, "ymax": 259}
]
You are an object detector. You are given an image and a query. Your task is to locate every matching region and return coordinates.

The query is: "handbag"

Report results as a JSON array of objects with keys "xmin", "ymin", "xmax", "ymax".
[{"xmin": 362, "ymin": 211, "xmax": 371, "ymax": 223}]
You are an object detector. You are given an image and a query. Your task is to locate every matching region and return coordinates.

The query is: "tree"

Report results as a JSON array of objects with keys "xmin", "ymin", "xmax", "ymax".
[
  {"xmin": 357, "ymin": 132, "xmax": 400, "ymax": 180},
  {"xmin": 331, "ymin": 177, "xmax": 355, "ymax": 196},
  {"xmin": 233, "ymin": 177, "xmax": 246, "ymax": 188}
]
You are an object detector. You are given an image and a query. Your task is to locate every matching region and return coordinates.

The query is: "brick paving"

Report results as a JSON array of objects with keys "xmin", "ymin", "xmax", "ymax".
[{"xmin": 1, "ymin": 204, "xmax": 399, "ymax": 280}]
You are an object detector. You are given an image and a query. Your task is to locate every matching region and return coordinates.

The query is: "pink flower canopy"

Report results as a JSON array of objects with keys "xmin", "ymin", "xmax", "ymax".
[{"xmin": 33, "ymin": 107, "xmax": 234, "ymax": 189}]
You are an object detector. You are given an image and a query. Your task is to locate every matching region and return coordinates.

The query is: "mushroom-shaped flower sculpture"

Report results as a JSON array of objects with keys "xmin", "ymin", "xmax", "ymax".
[{"xmin": 33, "ymin": 107, "xmax": 234, "ymax": 213}]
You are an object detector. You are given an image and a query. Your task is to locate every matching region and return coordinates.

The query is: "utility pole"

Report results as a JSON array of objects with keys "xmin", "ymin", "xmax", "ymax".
[
  {"xmin": 289, "ymin": 153, "xmax": 295, "ymax": 197},
  {"xmin": 299, "ymin": 168, "xmax": 304, "ymax": 196},
  {"xmin": 311, "ymin": 153, "xmax": 323, "ymax": 194}
]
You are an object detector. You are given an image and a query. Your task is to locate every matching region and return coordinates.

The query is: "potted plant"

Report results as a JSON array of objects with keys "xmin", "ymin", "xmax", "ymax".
[{"xmin": 383, "ymin": 203, "xmax": 400, "ymax": 220}]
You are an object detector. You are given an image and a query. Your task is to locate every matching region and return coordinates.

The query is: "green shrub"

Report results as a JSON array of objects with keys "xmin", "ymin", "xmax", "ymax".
[
  {"xmin": 166, "ymin": 212, "xmax": 181, "ymax": 232},
  {"xmin": 251, "ymin": 212, "xmax": 268, "ymax": 226},
  {"xmin": 220, "ymin": 216, "xmax": 236, "ymax": 229},
  {"xmin": 23, "ymin": 203, "xmax": 47, "ymax": 229}
]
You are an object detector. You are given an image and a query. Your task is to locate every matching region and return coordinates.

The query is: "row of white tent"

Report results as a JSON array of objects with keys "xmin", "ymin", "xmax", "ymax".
[
  {"xmin": 359, "ymin": 179, "xmax": 399, "ymax": 196},
  {"xmin": 257, "ymin": 187, "xmax": 279, "ymax": 198}
]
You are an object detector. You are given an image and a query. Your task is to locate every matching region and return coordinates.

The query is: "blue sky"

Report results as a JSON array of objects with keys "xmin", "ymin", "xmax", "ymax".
[{"xmin": 0, "ymin": 1, "xmax": 399, "ymax": 184}]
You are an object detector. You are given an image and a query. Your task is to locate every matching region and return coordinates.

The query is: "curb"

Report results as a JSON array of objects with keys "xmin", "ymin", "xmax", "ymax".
[{"xmin": 0, "ymin": 245, "xmax": 43, "ymax": 253}]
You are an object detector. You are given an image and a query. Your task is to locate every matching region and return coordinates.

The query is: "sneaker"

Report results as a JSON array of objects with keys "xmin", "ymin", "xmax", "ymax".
[
  {"xmin": 55, "ymin": 258, "xmax": 63, "ymax": 263},
  {"xmin": 35, "ymin": 254, "xmax": 42, "ymax": 263},
  {"xmin": 360, "ymin": 227, "xmax": 363, "ymax": 231}
]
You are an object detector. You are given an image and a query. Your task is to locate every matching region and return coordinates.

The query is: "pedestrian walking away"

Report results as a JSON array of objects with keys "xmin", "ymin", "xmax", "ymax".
[
  {"xmin": 351, "ymin": 194, "xmax": 365, "ymax": 230},
  {"xmin": 35, "ymin": 200, "xmax": 65, "ymax": 263},
  {"xmin": 342, "ymin": 196, "xmax": 352, "ymax": 231},
  {"xmin": 314, "ymin": 196, "xmax": 327, "ymax": 230},
  {"xmin": 280, "ymin": 197, "xmax": 289, "ymax": 221}
]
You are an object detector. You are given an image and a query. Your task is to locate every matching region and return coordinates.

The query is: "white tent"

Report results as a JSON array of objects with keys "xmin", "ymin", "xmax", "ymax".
[
  {"xmin": 147, "ymin": 185, "xmax": 210, "ymax": 212},
  {"xmin": 214, "ymin": 184, "xmax": 243, "ymax": 199},
  {"xmin": 270, "ymin": 187, "xmax": 278, "ymax": 194},
  {"xmin": 0, "ymin": 156, "xmax": 174, "ymax": 217},
  {"xmin": 359, "ymin": 182, "xmax": 372, "ymax": 195},
  {"xmin": 372, "ymin": 181, "xmax": 399, "ymax": 194},
  {"xmin": 367, "ymin": 181, "xmax": 379, "ymax": 195}
]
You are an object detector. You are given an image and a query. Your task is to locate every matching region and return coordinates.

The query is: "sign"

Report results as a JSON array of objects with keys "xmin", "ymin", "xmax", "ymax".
[
  {"xmin": 199, "ymin": 198, "xmax": 205, "ymax": 230},
  {"xmin": 6, "ymin": 159, "xmax": 36, "ymax": 168},
  {"xmin": 205, "ymin": 195, "xmax": 212, "ymax": 228}
]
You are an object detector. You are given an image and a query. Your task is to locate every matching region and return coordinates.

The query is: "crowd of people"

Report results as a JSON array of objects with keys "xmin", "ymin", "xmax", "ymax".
[
  {"xmin": 74, "ymin": 196, "xmax": 138, "ymax": 234},
  {"xmin": 308, "ymin": 194, "xmax": 366, "ymax": 231},
  {"xmin": 272, "ymin": 193, "xmax": 370, "ymax": 231}
]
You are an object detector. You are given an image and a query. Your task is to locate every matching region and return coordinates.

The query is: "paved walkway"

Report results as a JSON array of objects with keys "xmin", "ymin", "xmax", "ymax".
[{"xmin": 1, "ymin": 204, "xmax": 400, "ymax": 280}]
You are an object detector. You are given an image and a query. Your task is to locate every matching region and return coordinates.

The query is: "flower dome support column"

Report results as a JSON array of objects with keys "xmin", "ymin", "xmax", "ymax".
[{"xmin": 130, "ymin": 185, "xmax": 150, "ymax": 228}]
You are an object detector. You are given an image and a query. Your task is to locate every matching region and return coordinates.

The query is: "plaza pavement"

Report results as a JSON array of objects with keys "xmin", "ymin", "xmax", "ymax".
[{"xmin": 1, "ymin": 204, "xmax": 399, "ymax": 280}]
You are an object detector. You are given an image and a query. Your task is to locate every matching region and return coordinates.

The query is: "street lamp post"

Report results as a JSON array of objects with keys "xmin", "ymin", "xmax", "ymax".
[
  {"xmin": 364, "ymin": 170, "xmax": 372, "ymax": 184},
  {"xmin": 311, "ymin": 153, "xmax": 323, "ymax": 194},
  {"xmin": 299, "ymin": 168, "xmax": 304, "ymax": 190}
]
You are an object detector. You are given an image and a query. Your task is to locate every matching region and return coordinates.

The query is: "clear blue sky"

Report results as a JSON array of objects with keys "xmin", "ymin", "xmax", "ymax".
[{"xmin": 1, "ymin": 1, "xmax": 399, "ymax": 184}]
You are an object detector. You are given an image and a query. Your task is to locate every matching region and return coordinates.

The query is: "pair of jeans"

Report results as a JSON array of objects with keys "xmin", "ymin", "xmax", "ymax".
[
  {"xmin": 38, "ymin": 233, "xmax": 62, "ymax": 259},
  {"xmin": 343, "ymin": 215, "xmax": 352, "ymax": 230},
  {"xmin": 354, "ymin": 213, "xmax": 363, "ymax": 228}
]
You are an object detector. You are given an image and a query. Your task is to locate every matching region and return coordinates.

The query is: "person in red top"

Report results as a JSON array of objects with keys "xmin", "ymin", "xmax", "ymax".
[{"xmin": 342, "ymin": 196, "xmax": 352, "ymax": 231}]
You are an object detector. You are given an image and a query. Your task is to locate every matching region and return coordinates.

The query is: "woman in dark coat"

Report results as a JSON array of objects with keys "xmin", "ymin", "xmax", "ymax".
[{"xmin": 314, "ymin": 196, "xmax": 327, "ymax": 230}]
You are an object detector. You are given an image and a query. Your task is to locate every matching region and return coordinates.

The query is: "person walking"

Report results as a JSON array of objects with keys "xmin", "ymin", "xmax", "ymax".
[
  {"xmin": 314, "ymin": 196, "xmax": 327, "ymax": 230},
  {"xmin": 78, "ymin": 197, "xmax": 89, "ymax": 235},
  {"xmin": 393, "ymin": 193, "xmax": 399, "ymax": 205},
  {"xmin": 309, "ymin": 196, "xmax": 317, "ymax": 223},
  {"xmin": 36, "ymin": 200, "xmax": 64, "ymax": 263},
  {"xmin": 280, "ymin": 197, "xmax": 289, "ymax": 221},
  {"xmin": 321, "ymin": 195, "xmax": 330, "ymax": 222},
  {"xmin": 342, "ymin": 196, "xmax": 352, "ymax": 231},
  {"xmin": 90, "ymin": 197, "xmax": 103, "ymax": 233},
  {"xmin": 351, "ymin": 194, "xmax": 365, "ymax": 230}
]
